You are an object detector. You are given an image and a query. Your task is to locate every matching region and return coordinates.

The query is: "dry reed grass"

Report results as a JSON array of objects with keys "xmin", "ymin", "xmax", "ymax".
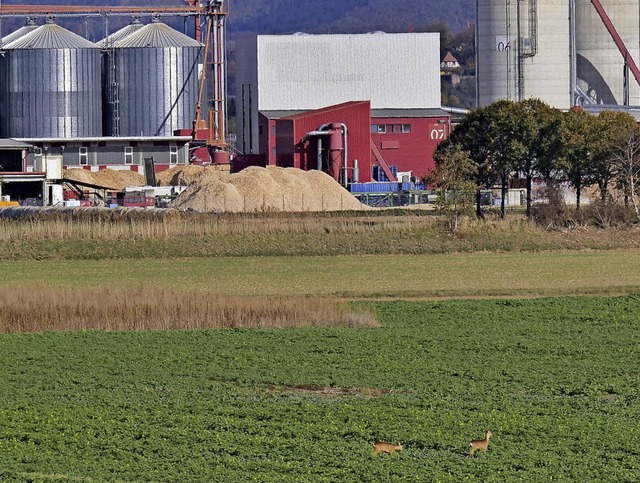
[
  {"xmin": 0, "ymin": 209, "xmax": 437, "ymax": 241},
  {"xmin": 0, "ymin": 287, "xmax": 379, "ymax": 334}
]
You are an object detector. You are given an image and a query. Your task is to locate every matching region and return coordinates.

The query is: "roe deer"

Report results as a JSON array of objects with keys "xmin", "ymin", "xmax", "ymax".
[
  {"xmin": 469, "ymin": 431, "xmax": 493, "ymax": 457},
  {"xmin": 373, "ymin": 441, "xmax": 403, "ymax": 455}
]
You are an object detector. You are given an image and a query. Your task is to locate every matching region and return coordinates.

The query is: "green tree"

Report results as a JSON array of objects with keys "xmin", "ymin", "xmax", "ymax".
[
  {"xmin": 513, "ymin": 99, "xmax": 563, "ymax": 217},
  {"xmin": 484, "ymin": 100, "xmax": 526, "ymax": 218},
  {"xmin": 430, "ymin": 142, "xmax": 478, "ymax": 232},
  {"xmin": 558, "ymin": 108, "xmax": 598, "ymax": 211},
  {"xmin": 444, "ymin": 107, "xmax": 494, "ymax": 219}
]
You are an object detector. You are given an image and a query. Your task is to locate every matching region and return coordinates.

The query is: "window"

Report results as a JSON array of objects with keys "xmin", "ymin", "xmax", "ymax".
[
  {"xmin": 371, "ymin": 125, "xmax": 378, "ymax": 134},
  {"xmin": 170, "ymin": 145, "xmax": 178, "ymax": 165},
  {"xmin": 377, "ymin": 124, "xmax": 386, "ymax": 134},
  {"xmin": 393, "ymin": 124, "xmax": 402, "ymax": 133},
  {"xmin": 386, "ymin": 125, "xmax": 394, "ymax": 133},
  {"xmin": 124, "ymin": 146, "xmax": 133, "ymax": 165},
  {"xmin": 402, "ymin": 124, "xmax": 412, "ymax": 133},
  {"xmin": 34, "ymin": 147, "xmax": 43, "ymax": 157},
  {"xmin": 79, "ymin": 147, "xmax": 88, "ymax": 165}
]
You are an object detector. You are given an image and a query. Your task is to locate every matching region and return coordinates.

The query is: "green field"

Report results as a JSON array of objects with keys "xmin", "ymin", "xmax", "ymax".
[
  {"xmin": 2, "ymin": 296, "xmax": 640, "ymax": 481},
  {"xmin": 2, "ymin": 248, "xmax": 640, "ymax": 480},
  {"xmin": 2, "ymin": 249, "xmax": 640, "ymax": 298}
]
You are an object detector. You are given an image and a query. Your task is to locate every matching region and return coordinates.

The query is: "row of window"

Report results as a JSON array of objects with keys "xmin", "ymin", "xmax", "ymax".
[
  {"xmin": 33, "ymin": 146, "xmax": 179, "ymax": 165},
  {"xmin": 371, "ymin": 124, "xmax": 412, "ymax": 134}
]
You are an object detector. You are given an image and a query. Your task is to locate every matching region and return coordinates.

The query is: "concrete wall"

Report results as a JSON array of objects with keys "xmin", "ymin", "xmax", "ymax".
[{"xmin": 477, "ymin": 0, "xmax": 571, "ymax": 109}]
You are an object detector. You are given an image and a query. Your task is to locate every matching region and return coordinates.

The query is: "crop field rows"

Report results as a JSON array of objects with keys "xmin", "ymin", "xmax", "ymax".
[{"xmin": 1, "ymin": 296, "xmax": 640, "ymax": 481}]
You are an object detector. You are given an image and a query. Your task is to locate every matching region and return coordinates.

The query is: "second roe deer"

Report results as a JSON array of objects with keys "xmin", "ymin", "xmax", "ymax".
[
  {"xmin": 469, "ymin": 431, "xmax": 493, "ymax": 457},
  {"xmin": 373, "ymin": 441, "xmax": 403, "ymax": 455}
]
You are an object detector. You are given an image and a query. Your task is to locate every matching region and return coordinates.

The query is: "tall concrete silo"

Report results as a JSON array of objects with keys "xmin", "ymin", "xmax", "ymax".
[
  {"xmin": 477, "ymin": 0, "xmax": 572, "ymax": 109},
  {"xmin": 576, "ymin": 0, "xmax": 640, "ymax": 105},
  {"xmin": 0, "ymin": 20, "xmax": 102, "ymax": 138},
  {"xmin": 108, "ymin": 20, "xmax": 203, "ymax": 137}
]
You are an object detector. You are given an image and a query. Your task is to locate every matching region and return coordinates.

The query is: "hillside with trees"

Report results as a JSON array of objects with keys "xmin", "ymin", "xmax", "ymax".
[{"xmin": 1, "ymin": 0, "xmax": 475, "ymax": 36}]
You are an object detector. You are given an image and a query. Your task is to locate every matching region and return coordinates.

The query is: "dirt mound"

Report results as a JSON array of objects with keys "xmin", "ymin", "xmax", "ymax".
[
  {"xmin": 63, "ymin": 168, "xmax": 96, "ymax": 185},
  {"xmin": 63, "ymin": 168, "xmax": 144, "ymax": 190},
  {"xmin": 170, "ymin": 166, "xmax": 366, "ymax": 212},
  {"xmin": 156, "ymin": 165, "xmax": 207, "ymax": 186},
  {"xmin": 156, "ymin": 164, "xmax": 231, "ymax": 186}
]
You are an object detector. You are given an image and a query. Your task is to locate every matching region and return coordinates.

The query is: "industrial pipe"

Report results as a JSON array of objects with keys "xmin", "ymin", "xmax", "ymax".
[
  {"xmin": 327, "ymin": 123, "xmax": 343, "ymax": 182},
  {"xmin": 301, "ymin": 124, "xmax": 331, "ymax": 173},
  {"xmin": 340, "ymin": 123, "xmax": 348, "ymax": 187}
]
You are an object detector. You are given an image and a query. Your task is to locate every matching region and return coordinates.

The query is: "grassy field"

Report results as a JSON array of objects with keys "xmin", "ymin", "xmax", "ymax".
[
  {"xmin": 1, "ymin": 213, "xmax": 640, "ymax": 260},
  {"xmin": 1, "ymin": 296, "xmax": 639, "ymax": 481},
  {"xmin": 2, "ymin": 250, "xmax": 640, "ymax": 299},
  {"xmin": 2, "ymin": 212, "xmax": 640, "ymax": 480}
]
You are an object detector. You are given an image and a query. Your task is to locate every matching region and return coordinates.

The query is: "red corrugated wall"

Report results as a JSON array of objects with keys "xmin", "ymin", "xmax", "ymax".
[
  {"xmin": 276, "ymin": 101, "xmax": 372, "ymax": 183},
  {"xmin": 371, "ymin": 116, "xmax": 450, "ymax": 180}
]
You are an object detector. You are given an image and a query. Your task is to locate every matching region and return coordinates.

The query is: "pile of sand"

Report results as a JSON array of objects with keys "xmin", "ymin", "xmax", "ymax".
[
  {"xmin": 170, "ymin": 166, "xmax": 367, "ymax": 212},
  {"xmin": 156, "ymin": 164, "xmax": 230, "ymax": 187},
  {"xmin": 64, "ymin": 168, "xmax": 145, "ymax": 190}
]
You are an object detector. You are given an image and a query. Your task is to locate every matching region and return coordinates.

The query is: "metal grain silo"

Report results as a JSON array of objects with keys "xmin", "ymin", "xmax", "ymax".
[
  {"xmin": 576, "ymin": 0, "xmax": 640, "ymax": 105},
  {"xmin": 97, "ymin": 18, "xmax": 145, "ymax": 136},
  {"xmin": 1, "ymin": 18, "xmax": 38, "ymax": 45},
  {"xmin": 477, "ymin": 0, "xmax": 571, "ymax": 109},
  {"xmin": 109, "ymin": 20, "xmax": 203, "ymax": 137},
  {"xmin": 96, "ymin": 18, "xmax": 145, "ymax": 49},
  {"xmin": 0, "ymin": 21, "xmax": 102, "ymax": 138}
]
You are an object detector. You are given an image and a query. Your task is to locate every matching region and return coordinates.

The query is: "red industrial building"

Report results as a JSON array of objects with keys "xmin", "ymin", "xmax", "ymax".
[{"xmin": 251, "ymin": 102, "xmax": 451, "ymax": 184}]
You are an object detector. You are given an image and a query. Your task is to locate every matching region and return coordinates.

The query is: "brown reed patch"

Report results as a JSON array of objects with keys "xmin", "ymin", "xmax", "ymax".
[
  {"xmin": 0, "ymin": 287, "xmax": 379, "ymax": 334},
  {"xmin": 0, "ymin": 209, "xmax": 434, "ymax": 243}
]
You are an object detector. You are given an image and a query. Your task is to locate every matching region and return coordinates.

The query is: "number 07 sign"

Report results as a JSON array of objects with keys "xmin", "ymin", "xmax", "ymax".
[{"xmin": 495, "ymin": 36, "xmax": 511, "ymax": 52}]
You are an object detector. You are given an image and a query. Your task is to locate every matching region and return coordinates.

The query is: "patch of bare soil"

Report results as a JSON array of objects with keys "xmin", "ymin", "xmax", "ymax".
[{"xmin": 267, "ymin": 385, "xmax": 398, "ymax": 398}]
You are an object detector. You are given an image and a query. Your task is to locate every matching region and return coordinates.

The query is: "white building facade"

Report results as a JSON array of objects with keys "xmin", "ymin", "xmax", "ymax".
[{"xmin": 235, "ymin": 33, "xmax": 441, "ymax": 154}]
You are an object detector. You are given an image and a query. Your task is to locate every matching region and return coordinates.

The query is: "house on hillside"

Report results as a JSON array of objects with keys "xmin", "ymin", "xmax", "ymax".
[{"xmin": 441, "ymin": 52, "xmax": 461, "ymax": 87}]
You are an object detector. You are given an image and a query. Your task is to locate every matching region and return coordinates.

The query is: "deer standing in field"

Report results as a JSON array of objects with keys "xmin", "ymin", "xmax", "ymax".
[
  {"xmin": 373, "ymin": 441, "xmax": 403, "ymax": 455},
  {"xmin": 469, "ymin": 431, "xmax": 493, "ymax": 457}
]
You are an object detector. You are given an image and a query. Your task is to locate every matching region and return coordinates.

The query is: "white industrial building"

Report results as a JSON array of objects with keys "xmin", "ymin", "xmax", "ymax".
[
  {"xmin": 235, "ymin": 33, "xmax": 441, "ymax": 154},
  {"xmin": 477, "ymin": 0, "xmax": 640, "ymax": 109}
]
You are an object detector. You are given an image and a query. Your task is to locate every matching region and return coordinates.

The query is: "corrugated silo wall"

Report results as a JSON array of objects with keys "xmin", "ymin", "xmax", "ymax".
[
  {"xmin": 576, "ymin": 0, "xmax": 640, "ymax": 105},
  {"xmin": 113, "ymin": 46, "xmax": 202, "ymax": 137},
  {"xmin": 0, "ymin": 57, "xmax": 6, "ymax": 137},
  {"xmin": 1, "ymin": 48, "xmax": 102, "ymax": 138},
  {"xmin": 477, "ymin": 0, "xmax": 571, "ymax": 109}
]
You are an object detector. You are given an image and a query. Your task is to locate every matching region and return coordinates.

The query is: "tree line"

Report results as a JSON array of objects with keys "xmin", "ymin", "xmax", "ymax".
[{"xmin": 431, "ymin": 99, "xmax": 640, "ymax": 229}]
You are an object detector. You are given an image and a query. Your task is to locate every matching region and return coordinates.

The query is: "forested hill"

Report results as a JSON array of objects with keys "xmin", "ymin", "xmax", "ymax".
[{"xmin": 1, "ymin": 0, "xmax": 475, "ymax": 35}]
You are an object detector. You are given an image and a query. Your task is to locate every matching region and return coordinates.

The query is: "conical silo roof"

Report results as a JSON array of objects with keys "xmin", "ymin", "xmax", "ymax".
[
  {"xmin": 1, "ymin": 19, "xmax": 38, "ymax": 45},
  {"xmin": 96, "ymin": 19, "xmax": 145, "ymax": 48},
  {"xmin": 4, "ymin": 23, "xmax": 98, "ymax": 49},
  {"xmin": 114, "ymin": 22, "xmax": 202, "ymax": 48}
]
